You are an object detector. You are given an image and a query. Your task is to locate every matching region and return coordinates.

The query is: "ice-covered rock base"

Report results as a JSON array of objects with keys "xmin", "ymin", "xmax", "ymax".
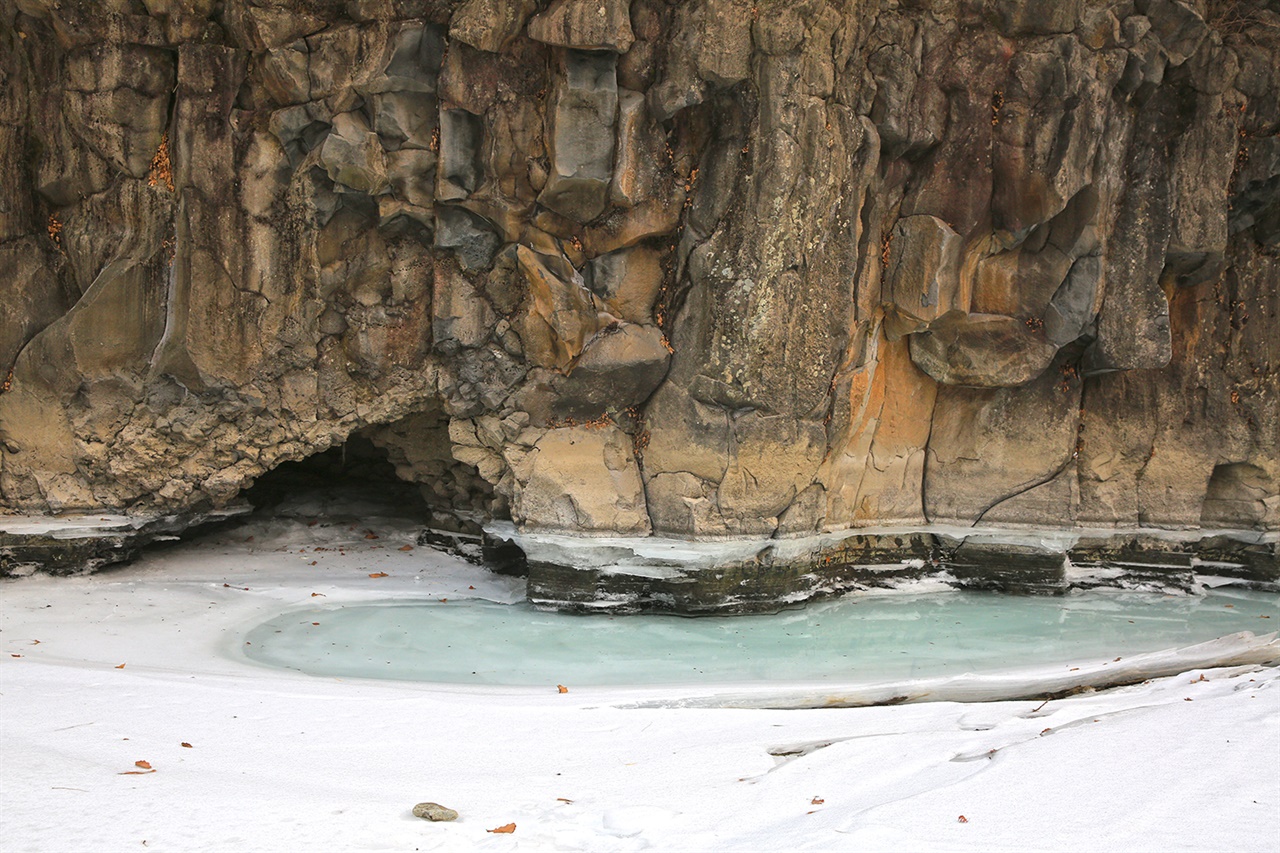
[{"xmin": 504, "ymin": 523, "xmax": 1279, "ymax": 613}]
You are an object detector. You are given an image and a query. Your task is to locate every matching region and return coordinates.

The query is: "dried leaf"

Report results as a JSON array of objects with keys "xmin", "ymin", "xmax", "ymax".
[
  {"xmin": 810, "ymin": 797, "xmax": 824, "ymax": 805},
  {"xmin": 468, "ymin": 585, "xmax": 476, "ymax": 590},
  {"xmin": 115, "ymin": 663, "xmax": 126, "ymax": 669},
  {"xmin": 181, "ymin": 743, "xmax": 192, "ymax": 749},
  {"xmin": 10, "ymin": 654, "xmax": 21, "ymax": 658},
  {"xmin": 368, "ymin": 572, "xmax": 389, "ymax": 578},
  {"xmin": 1040, "ymin": 728, "xmax": 1051, "ymax": 735},
  {"xmin": 398, "ymin": 545, "xmax": 413, "ymax": 552},
  {"xmin": 118, "ymin": 769, "xmax": 155, "ymax": 775},
  {"xmin": 487, "ymin": 823, "xmax": 516, "ymax": 834},
  {"xmin": 309, "ymin": 561, "xmax": 318, "ymax": 566},
  {"xmin": 957, "ymin": 815, "xmax": 968, "ymax": 824},
  {"xmin": 311, "ymin": 592, "xmax": 325, "ymax": 597},
  {"xmin": 556, "ymin": 798, "xmax": 573, "ymax": 804},
  {"xmin": 135, "ymin": 761, "xmax": 152, "ymax": 769},
  {"xmin": 365, "ymin": 532, "xmax": 379, "ymax": 540},
  {"xmin": 557, "ymin": 684, "xmax": 568, "ymax": 694},
  {"xmin": 311, "ymin": 622, "xmax": 320, "ymax": 626}
]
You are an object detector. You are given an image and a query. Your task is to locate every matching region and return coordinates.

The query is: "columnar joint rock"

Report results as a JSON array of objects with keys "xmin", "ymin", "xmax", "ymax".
[{"xmin": 0, "ymin": 0, "xmax": 1276, "ymax": 606}]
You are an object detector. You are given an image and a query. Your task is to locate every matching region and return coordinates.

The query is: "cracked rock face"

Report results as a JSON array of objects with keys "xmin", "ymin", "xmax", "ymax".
[{"xmin": 0, "ymin": 0, "xmax": 1276, "ymax": 563}]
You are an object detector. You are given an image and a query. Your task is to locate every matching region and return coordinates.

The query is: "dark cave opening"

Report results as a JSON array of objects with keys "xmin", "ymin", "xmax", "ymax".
[
  {"xmin": 241, "ymin": 435, "xmax": 431, "ymax": 520},
  {"xmin": 238, "ymin": 431, "xmax": 527, "ymax": 575}
]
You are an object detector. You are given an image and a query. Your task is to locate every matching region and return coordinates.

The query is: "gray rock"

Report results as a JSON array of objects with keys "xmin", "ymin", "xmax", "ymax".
[
  {"xmin": 412, "ymin": 802, "xmax": 458, "ymax": 822},
  {"xmin": 539, "ymin": 51, "xmax": 618, "ymax": 223}
]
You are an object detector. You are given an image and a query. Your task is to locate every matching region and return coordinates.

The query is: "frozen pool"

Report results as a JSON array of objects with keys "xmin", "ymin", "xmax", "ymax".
[{"xmin": 241, "ymin": 587, "xmax": 1279, "ymax": 688}]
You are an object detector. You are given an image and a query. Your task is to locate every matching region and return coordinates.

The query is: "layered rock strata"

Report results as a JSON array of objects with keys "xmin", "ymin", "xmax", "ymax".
[{"xmin": 0, "ymin": 0, "xmax": 1277, "ymax": 607}]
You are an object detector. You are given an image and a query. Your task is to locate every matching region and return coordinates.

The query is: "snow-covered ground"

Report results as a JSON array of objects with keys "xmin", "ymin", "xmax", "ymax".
[{"xmin": 3, "ymin": 509, "xmax": 1278, "ymax": 852}]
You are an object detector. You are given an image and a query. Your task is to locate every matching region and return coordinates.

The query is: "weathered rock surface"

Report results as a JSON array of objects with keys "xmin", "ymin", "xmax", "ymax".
[{"xmin": 0, "ymin": 0, "xmax": 1276, "ymax": 608}]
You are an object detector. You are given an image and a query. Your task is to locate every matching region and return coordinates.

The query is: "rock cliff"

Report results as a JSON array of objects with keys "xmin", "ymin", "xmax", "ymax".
[{"xmin": 1, "ymin": 0, "xmax": 1276, "ymax": 600}]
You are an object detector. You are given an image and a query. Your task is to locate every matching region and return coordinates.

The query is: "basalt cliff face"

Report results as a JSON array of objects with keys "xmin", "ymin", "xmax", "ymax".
[{"xmin": 0, "ymin": 0, "xmax": 1277, "ymax": 599}]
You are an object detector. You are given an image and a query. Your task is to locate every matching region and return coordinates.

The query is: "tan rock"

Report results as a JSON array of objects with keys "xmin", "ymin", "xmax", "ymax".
[{"xmin": 513, "ymin": 426, "xmax": 650, "ymax": 534}]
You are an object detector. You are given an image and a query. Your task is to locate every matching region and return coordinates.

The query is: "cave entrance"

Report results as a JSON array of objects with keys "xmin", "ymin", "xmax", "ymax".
[
  {"xmin": 242, "ymin": 435, "xmax": 430, "ymax": 521},
  {"xmin": 240, "ymin": 418, "xmax": 525, "ymax": 574}
]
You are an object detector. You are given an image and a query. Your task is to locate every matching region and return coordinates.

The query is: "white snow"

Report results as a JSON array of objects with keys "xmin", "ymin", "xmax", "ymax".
[{"xmin": 3, "ymin": 512, "xmax": 1278, "ymax": 852}]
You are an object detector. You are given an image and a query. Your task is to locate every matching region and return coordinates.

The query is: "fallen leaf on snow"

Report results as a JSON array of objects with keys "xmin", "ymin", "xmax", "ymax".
[
  {"xmin": 311, "ymin": 592, "xmax": 325, "ymax": 597},
  {"xmin": 115, "ymin": 664, "xmax": 126, "ymax": 669},
  {"xmin": 811, "ymin": 797, "xmax": 824, "ymax": 805},
  {"xmin": 488, "ymin": 823, "xmax": 516, "ymax": 834},
  {"xmin": 468, "ymin": 585, "xmax": 476, "ymax": 590},
  {"xmin": 957, "ymin": 815, "xmax": 969, "ymax": 824},
  {"xmin": 365, "ymin": 532, "xmax": 379, "ymax": 540},
  {"xmin": 557, "ymin": 798, "xmax": 573, "ymax": 804},
  {"xmin": 181, "ymin": 743, "xmax": 192, "ymax": 748},
  {"xmin": 557, "ymin": 684, "xmax": 568, "ymax": 694},
  {"xmin": 368, "ymin": 572, "xmax": 389, "ymax": 578},
  {"xmin": 10, "ymin": 654, "xmax": 22, "ymax": 658},
  {"xmin": 120, "ymin": 760, "xmax": 156, "ymax": 774},
  {"xmin": 399, "ymin": 545, "xmax": 413, "ymax": 551}
]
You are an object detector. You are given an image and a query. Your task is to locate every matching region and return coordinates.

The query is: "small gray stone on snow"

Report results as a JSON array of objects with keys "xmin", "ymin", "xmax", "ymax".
[{"xmin": 412, "ymin": 802, "xmax": 459, "ymax": 821}]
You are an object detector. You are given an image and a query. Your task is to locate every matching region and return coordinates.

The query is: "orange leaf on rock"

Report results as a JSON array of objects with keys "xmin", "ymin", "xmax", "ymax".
[
  {"xmin": 365, "ymin": 532, "xmax": 379, "ymax": 540},
  {"xmin": 368, "ymin": 572, "xmax": 388, "ymax": 578},
  {"xmin": 487, "ymin": 823, "xmax": 516, "ymax": 834}
]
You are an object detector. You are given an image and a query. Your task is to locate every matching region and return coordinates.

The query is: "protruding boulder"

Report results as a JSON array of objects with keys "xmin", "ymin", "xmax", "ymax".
[
  {"xmin": 512, "ymin": 425, "xmax": 651, "ymax": 534},
  {"xmin": 552, "ymin": 323, "xmax": 670, "ymax": 415},
  {"xmin": 527, "ymin": 0, "xmax": 635, "ymax": 53},
  {"xmin": 908, "ymin": 312, "xmax": 1058, "ymax": 388}
]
